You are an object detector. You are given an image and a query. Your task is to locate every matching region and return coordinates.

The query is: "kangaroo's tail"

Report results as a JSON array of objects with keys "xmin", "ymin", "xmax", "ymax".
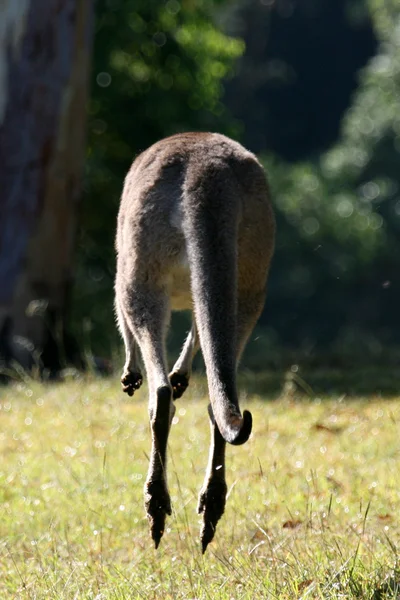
[{"xmin": 181, "ymin": 155, "xmax": 252, "ymax": 446}]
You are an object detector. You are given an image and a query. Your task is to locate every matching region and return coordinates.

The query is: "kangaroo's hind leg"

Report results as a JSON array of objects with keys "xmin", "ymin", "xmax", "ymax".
[
  {"xmin": 198, "ymin": 290, "xmax": 266, "ymax": 553},
  {"xmin": 119, "ymin": 282, "xmax": 174, "ymax": 548},
  {"xmin": 116, "ymin": 301, "xmax": 143, "ymax": 396},
  {"xmin": 198, "ymin": 404, "xmax": 227, "ymax": 553},
  {"xmin": 169, "ymin": 320, "xmax": 199, "ymax": 399}
]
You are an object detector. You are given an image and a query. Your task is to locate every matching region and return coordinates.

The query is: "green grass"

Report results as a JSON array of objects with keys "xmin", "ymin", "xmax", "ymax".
[{"xmin": 1, "ymin": 375, "xmax": 400, "ymax": 599}]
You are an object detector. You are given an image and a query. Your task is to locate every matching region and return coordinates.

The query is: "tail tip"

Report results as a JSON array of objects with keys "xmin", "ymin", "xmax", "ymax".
[{"xmin": 229, "ymin": 409, "xmax": 252, "ymax": 446}]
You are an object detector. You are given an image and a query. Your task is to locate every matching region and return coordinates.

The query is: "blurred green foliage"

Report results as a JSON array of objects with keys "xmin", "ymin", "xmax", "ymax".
[
  {"xmin": 73, "ymin": 0, "xmax": 400, "ymax": 367},
  {"xmin": 259, "ymin": 0, "xmax": 400, "ymax": 364},
  {"xmin": 325, "ymin": 0, "xmax": 400, "ymax": 254}
]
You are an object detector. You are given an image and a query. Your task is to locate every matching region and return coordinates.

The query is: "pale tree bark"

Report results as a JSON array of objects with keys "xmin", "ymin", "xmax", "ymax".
[{"xmin": 0, "ymin": 0, "xmax": 93, "ymax": 374}]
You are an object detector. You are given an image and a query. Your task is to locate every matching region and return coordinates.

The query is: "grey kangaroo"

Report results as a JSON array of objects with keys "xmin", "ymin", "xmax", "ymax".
[{"xmin": 115, "ymin": 132, "xmax": 275, "ymax": 552}]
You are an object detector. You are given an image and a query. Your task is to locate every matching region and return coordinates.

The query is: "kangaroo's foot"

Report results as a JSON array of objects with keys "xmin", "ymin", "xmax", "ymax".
[
  {"xmin": 121, "ymin": 370, "xmax": 143, "ymax": 396},
  {"xmin": 144, "ymin": 479, "xmax": 172, "ymax": 549},
  {"xmin": 197, "ymin": 478, "xmax": 227, "ymax": 553},
  {"xmin": 169, "ymin": 372, "xmax": 189, "ymax": 399}
]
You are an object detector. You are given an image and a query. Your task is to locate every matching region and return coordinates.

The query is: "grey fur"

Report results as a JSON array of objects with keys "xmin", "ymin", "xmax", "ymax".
[{"xmin": 115, "ymin": 132, "xmax": 275, "ymax": 551}]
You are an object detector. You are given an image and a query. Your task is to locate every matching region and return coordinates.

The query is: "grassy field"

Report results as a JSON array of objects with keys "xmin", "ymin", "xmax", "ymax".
[{"xmin": 1, "ymin": 374, "xmax": 400, "ymax": 599}]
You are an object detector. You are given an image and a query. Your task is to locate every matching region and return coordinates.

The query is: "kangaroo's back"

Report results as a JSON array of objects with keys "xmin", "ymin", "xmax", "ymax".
[
  {"xmin": 116, "ymin": 132, "xmax": 274, "ymax": 304},
  {"xmin": 115, "ymin": 132, "xmax": 275, "ymax": 551}
]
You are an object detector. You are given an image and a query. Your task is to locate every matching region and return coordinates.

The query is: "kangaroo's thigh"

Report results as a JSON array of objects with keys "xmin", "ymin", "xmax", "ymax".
[{"xmin": 236, "ymin": 288, "xmax": 266, "ymax": 364}]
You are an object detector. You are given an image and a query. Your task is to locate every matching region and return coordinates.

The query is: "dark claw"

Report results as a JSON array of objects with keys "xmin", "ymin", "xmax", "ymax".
[
  {"xmin": 197, "ymin": 479, "xmax": 227, "ymax": 553},
  {"xmin": 169, "ymin": 372, "xmax": 189, "ymax": 400},
  {"xmin": 151, "ymin": 510, "xmax": 166, "ymax": 549},
  {"xmin": 144, "ymin": 480, "xmax": 172, "ymax": 549},
  {"xmin": 200, "ymin": 520, "xmax": 216, "ymax": 554},
  {"xmin": 121, "ymin": 371, "xmax": 143, "ymax": 396}
]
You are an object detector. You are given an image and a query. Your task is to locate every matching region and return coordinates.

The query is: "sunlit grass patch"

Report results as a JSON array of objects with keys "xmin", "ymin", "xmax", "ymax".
[{"xmin": 1, "ymin": 376, "xmax": 400, "ymax": 598}]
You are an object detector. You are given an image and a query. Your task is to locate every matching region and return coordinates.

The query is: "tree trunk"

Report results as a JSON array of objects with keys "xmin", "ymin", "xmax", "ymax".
[{"xmin": 0, "ymin": 0, "xmax": 93, "ymax": 374}]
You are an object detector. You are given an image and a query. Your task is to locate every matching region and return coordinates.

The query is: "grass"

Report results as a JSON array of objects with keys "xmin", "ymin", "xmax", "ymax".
[{"xmin": 1, "ymin": 374, "xmax": 400, "ymax": 599}]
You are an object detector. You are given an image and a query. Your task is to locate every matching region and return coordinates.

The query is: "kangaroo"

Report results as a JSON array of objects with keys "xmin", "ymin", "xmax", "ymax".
[{"xmin": 115, "ymin": 132, "xmax": 275, "ymax": 552}]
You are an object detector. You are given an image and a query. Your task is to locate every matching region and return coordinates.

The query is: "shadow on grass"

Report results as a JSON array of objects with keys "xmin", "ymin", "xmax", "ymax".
[{"xmin": 237, "ymin": 366, "xmax": 400, "ymax": 399}]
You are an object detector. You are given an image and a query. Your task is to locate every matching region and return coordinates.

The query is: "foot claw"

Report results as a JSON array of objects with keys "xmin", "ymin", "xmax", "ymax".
[
  {"xmin": 145, "ymin": 480, "xmax": 172, "ymax": 549},
  {"xmin": 121, "ymin": 371, "xmax": 143, "ymax": 396},
  {"xmin": 169, "ymin": 372, "xmax": 189, "ymax": 400},
  {"xmin": 197, "ymin": 480, "xmax": 227, "ymax": 553},
  {"xmin": 200, "ymin": 521, "xmax": 216, "ymax": 554}
]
